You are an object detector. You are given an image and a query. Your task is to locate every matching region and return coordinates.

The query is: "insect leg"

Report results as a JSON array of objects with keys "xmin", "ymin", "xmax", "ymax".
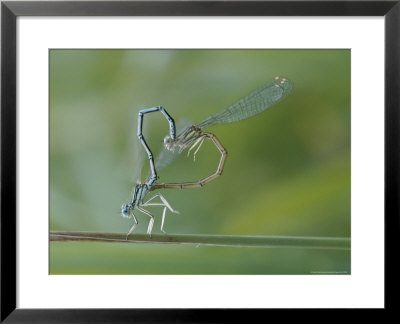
[
  {"xmin": 192, "ymin": 136, "xmax": 206, "ymax": 161},
  {"xmin": 142, "ymin": 193, "xmax": 179, "ymax": 234},
  {"xmin": 143, "ymin": 193, "xmax": 179, "ymax": 214},
  {"xmin": 126, "ymin": 212, "xmax": 139, "ymax": 240},
  {"xmin": 160, "ymin": 207, "xmax": 167, "ymax": 234},
  {"xmin": 187, "ymin": 136, "xmax": 203, "ymax": 158},
  {"xmin": 142, "ymin": 193, "xmax": 161, "ymax": 205},
  {"xmin": 137, "ymin": 206, "xmax": 156, "ymax": 237}
]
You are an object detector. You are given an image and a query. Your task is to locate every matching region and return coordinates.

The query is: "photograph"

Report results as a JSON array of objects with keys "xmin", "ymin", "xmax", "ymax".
[{"xmin": 49, "ymin": 49, "xmax": 351, "ymax": 274}]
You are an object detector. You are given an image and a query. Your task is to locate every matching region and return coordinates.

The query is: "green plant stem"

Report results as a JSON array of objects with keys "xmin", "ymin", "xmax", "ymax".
[{"xmin": 50, "ymin": 231, "xmax": 350, "ymax": 250}]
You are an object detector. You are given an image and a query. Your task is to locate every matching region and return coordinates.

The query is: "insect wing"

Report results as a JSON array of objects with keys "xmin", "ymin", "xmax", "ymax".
[
  {"xmin": 196, "ymin": 76, "xmax": 293, "ymax": 129},
  {"xmin": 148, "ymin": 118, "xmax": 193, "ymax": 178}
]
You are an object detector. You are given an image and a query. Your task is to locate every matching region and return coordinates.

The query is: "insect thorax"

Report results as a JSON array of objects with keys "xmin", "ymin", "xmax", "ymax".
[
  {"xmin": 130, "ymin": 183, "xmax": 148, "ymax": 206},
  {"xmin": 164, "ymin": 125, "xmax": 202, "ymax": 152}
]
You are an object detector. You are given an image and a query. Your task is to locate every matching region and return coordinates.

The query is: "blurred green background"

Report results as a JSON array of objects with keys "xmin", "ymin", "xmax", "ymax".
[{"xmin": 49, "ymin": 49, "xmax": 350, "ymax": 274}]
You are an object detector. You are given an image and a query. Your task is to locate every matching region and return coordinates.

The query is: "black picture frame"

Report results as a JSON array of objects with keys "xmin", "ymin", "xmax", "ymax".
[{"xmin": 1, "ymin": 0, "xmax": 398, "ymax": 322}]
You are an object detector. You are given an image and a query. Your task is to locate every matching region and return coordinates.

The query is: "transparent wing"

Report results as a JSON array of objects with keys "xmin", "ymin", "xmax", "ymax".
[
  {"xmin": 132, "ymin": 144, "xmax": 146, "ymax": 184},
  {"xmin": 147, "ymin": 118, "xmax": 193, "ymax": 180},
  {"xmin": 154, "ymin": 146, "xmax": 179, "ymax": 171},
  {"xmin": 196, "ymin": 76, "xmax": 293, "ymax": 129}
]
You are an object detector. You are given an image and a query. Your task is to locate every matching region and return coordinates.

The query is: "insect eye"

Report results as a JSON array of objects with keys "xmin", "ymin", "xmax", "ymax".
[{"xmin": 121, "ymin": 204, "xmax": 130, "ymax": 218}]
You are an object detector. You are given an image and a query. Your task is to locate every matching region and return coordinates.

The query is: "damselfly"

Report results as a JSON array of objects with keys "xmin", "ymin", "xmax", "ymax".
[
  {"xmin": 153, "ymin": 76, "xmax": 293, "ymax": 190},
  {"xmin": 121, "ymin": 76, "xmax": 293, "ymax": 237}
]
